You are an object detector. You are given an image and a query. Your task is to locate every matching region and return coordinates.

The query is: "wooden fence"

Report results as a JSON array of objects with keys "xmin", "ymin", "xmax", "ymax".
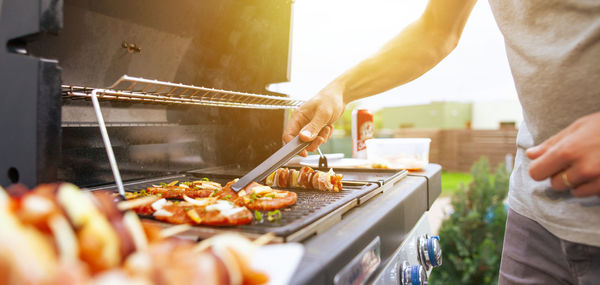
[{"xmin": 394, "ymin": 129, "xmax": 518, "ymax": 172}]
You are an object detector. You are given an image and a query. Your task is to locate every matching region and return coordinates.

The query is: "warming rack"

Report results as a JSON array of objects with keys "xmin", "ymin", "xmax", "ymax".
[
  {"xmin": 62, "ymin": 75, "xmax": 305, "ymax": 110},
  {"xmin": 61, "ymin": 75, "xmax": 304, "ymax": 197}
]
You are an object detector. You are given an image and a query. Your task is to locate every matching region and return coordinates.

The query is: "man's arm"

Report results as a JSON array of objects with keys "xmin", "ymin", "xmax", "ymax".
[{"xmin": 284, "ymin": 0, "xmax": 478, "ymax": 154}]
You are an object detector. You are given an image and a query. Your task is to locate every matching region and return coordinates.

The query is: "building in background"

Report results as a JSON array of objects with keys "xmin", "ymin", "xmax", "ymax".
[
  {"xmin": 377, "ymin": 101, "xmax": 472, "ymax": 130},
  {"xmin": 471, "ymin": 100, "xmax": 523, "ymax": 129},
  {"xmin": 374, "ymin": 99, "xmax": 522, "ymax": 135}
]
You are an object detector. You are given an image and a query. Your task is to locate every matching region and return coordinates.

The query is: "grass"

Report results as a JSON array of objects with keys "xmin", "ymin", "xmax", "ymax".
[{"xmin": 441, "ymin": 171, "xmax": 472, "ymax": 196}]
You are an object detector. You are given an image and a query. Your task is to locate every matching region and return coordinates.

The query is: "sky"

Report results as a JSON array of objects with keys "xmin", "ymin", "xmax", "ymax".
[{"xmin": 269, "ymin": 0, "xmax": 519, "ymax": 110}]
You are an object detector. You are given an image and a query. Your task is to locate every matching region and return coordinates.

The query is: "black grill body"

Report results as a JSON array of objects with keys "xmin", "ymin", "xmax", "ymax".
[{"xmin": 0, "ymin": 0, "xmax": 292, "ymax": 188}]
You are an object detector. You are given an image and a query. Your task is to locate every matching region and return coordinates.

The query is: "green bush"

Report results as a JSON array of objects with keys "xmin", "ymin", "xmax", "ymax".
[{"xmin": 430, "ymin": 158, "xmax": 510, "ymax": 285}]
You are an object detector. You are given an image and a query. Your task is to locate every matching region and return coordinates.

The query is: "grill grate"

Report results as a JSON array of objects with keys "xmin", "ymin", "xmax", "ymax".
[
  {"xmin": 62, "ymin": 75, "xmax": 304, "ymax": 110},
  {"xmin": 91, "ymin": 173, "xmax": 382, "ymax": 242}
]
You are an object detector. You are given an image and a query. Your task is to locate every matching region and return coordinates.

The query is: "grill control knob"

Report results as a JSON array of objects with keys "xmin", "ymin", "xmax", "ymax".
[
  {"xmin": 417, "ymin": 234, "xmax": 442, "ymax": 270},
  {"xmin": 400, "ymin": 261, "xmax": 428, "ymax": 285}
]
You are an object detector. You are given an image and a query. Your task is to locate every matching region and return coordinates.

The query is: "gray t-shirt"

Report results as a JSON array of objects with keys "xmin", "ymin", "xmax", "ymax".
[{"xmin": 488, "ymin": 0, "xmax": 600, "ymax": 246}]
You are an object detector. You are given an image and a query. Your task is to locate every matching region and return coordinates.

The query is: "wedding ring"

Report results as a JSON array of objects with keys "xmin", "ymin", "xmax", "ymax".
[{"xmin": 561, "ymin": 172, "xmax": 573, "ymax": 189}]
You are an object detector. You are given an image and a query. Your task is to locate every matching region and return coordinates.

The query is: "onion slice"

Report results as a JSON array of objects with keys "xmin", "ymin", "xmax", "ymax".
[
  {"xmin": 151, "ymin": 198, "xmax": 168, "ymax": 211},
  {"xmin": 153, "ymin": 209, "xmax": 173, "ymax": 217},
  {"xmin": 117, "ymin": 196, "xmax": 159, "ymax": 211},
  {"xmin": 183, "ymin": 195, "xmax": 215, "ymax": 206},
  {"xmin": 160, "ymin": 224, "xmax": 192, "ymax": 239},
  {"xmin": 48, "ymin": 214, "xmax": 79, "ymax": 262},
  {"xmin": 123, "ymin": 211, "xmax": 148, "ymax": 251}
]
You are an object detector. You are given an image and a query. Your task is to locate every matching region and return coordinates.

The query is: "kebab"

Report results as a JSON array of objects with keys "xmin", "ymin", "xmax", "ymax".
[
  {"xmin": 265, "ymin": 166, "xmax": 344, "ymax": 192},
  {"xmin": 0, "ymin": 184, "xmax": 269, "ymax": 285}
]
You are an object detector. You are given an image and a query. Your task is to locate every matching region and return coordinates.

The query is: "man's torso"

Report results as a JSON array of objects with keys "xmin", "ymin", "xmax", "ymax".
[{"xmin": 488, "ymin": 0, "xmax": 600, "ymax": 246}]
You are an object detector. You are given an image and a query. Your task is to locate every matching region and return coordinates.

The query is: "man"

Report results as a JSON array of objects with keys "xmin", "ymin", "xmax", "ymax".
[{"xmin": 282, "ymin": 0, "xmax": 600, "ymax": 284}]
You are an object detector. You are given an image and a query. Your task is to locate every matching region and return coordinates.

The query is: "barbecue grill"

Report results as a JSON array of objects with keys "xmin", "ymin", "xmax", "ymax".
[{"xmin": 0, "ymin": 1, "xmax": 444, "ymax": 284}]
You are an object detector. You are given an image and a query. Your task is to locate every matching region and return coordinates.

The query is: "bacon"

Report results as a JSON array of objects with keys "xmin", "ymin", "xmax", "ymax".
[
  {"xmin": 298, "ymin": 167, "xmax": 313, "ymax": 189},
  {"xmin": 209, "ymin": 183, "xmax": 239, "ymax": 200},
  {"xmin": 276, "ymin": 168, "xmax": 289, "ymax": 188},
  {"xmin": 153, "ymin": 203, "xmax": 253, "ymax": 226},
  {"xmin": 237, "ymin": 189, "xmax": 297, "ymax": 211},
  {"xmin": 142, "ymin": 180, "xmax": 222, "ymax": 200},
  {"xmin": 220, "ymin": 180, "xmax": 297, "ymax": 211},
  {"xmin": 146, "ymin": 186, "xmax": 213, "ymax": 199}
]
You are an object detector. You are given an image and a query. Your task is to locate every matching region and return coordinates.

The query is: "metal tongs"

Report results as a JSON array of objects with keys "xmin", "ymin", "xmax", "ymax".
[{"xmin": 231, "ymin": 135, "xmax": 311, "ymax": 192}]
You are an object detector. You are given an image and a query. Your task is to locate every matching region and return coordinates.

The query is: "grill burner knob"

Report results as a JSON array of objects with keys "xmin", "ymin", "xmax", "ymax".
[
  {"xmin": 417, "ymin": 234, "xmax": 442, "ymax": 270},
  {"xmin": 400, "ymin": 261, "xmax": 428, "ymax": 285}
]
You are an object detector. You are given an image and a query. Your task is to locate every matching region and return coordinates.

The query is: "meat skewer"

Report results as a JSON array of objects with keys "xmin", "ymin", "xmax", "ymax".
[
  {"xmin": 265, "ymin": 166, "xmax": 343, "ymax": 192},
  {"xmin": 1, "ymin": 183, "xmax": 269, "ymax": 285}
]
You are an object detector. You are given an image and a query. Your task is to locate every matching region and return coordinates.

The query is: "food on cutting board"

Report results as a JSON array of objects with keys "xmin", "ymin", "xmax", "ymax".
[
  {"xmin": 265, "ymin": 166, "xmax": 343, "ymax": 192},
  {"xmin": 0, "ymin": 183, "xmax": 269, "ymax": 285}
]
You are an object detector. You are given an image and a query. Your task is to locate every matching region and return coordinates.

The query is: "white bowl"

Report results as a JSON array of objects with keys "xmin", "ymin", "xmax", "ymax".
[{"xmin": 365, "ymin": 138, "xmax": 431, "ymax": 170}]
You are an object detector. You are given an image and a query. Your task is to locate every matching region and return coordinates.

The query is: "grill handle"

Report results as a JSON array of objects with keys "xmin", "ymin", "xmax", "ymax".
[{"xmin": 90, "ymin": 89, "xmax": 125, "ymax": 197}]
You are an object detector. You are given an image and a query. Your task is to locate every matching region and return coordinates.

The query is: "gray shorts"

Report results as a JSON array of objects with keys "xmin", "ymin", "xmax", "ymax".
[{"xmin": 499, "ymin": 208, "xmax": 600, "ymax": 285}]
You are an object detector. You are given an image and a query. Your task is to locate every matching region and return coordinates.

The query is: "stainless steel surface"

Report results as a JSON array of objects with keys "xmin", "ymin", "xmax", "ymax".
[
  {"xmin": 371, "ymin": 213, "xmax": 439, "ymax": 285},
  {"xmin": 408, "ymin": 164, "xmax": 442, "ymax": 209},
  {"xmin": 401, "ymin": 261, "xmax": 428, "ymax": 285},
  {"xmin": 231, "ymin": 135, "xmax": 310, "ymax": 191},
  {"xmin": 334, "ymin": 236, "xmax": 381, "ymax": 285},
  {"xmin": 63, "ymin": 75, "xmax": 304, "ymax": 109},
  {"xmin": 90, "ymin": 90, "xmax": 125, "ymax": 196},
  {"xmin": 418, "ymin": 234, "xmax": 442, "ymax": 270},
  {"xmin": 58, "ymin": 107, "xmax": 286, "ymax": 188},
  {"xmin": 292, "ymin": 175, "xmax": 430, "ymax": 285}
]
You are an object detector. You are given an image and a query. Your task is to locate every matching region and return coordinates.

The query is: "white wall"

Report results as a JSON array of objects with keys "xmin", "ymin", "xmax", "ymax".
[{"xmin": 472, "ymin": 100, "xmax": 523, "ymax": 129}]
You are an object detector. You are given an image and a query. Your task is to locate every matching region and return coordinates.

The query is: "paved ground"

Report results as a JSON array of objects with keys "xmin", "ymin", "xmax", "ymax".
[{"xmin": 427, "ymin": 196, "xmax": 452, "ymax": 235}]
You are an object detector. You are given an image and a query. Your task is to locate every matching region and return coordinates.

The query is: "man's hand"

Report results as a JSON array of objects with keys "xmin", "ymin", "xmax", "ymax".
[
  {"xmin": 282, "ymin": 82, "xmax": 346, "ymax": 157},
  {"xmin": 281, "ymin": 0, "xmax": 477, "ymax": 157},
  {"xmin": 527, "ymin": 111, "xmax": 600, "ymax": 197}
]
